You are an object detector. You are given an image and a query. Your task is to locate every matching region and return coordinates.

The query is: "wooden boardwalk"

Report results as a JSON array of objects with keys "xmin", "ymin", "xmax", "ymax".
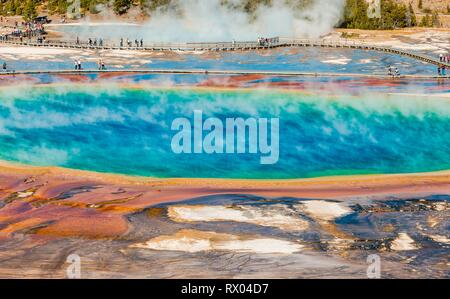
[
  {"xmin": 1, "ymin": 37, "xmax": 449, "ymax": 68},
  {"xmin": 1, "ymin": 68, "xmax": 448, "ymax": 79}
]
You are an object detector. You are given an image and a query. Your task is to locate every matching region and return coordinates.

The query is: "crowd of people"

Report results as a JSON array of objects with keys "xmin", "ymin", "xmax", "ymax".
[
  {"xmin": 0, "ymin": 20, "xmax": 45, "ymax": 42},
  {"xmin": 74, "ymin": 37, "xmax": 104, "ymax": 47},
  {"xmin": 87, "ymin": 38, "xmax": 104, "ymax": 47},
  {"xmin": 120, "ymin": 38, "xmax": 144, "ymax": 48},
  {"xmin": 73, "ymin": 37, "xmax": 145, "ymax": 48},
  {"xmin": 257, "ymin": 37, "xmax": 279, "ymax": 47},
  {"xmin": 439, "ymin": 53, "xmax": 450, "ymax": 64}
]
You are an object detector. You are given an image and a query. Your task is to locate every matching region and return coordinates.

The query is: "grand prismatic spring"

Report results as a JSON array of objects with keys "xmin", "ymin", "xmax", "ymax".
[
  {"xmin": 0, "ymin": 69, "xmax": 448, "ymax": 278},
  {"xmin": 0, "ymin": 17, "xmax": 449, "ymax": 280}
]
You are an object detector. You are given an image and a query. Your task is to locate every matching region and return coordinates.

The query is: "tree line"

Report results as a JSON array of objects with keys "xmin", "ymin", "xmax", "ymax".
[
  {"xmin": 0, "ymin": 0, "xmax": 444, "ymax": 28},
  {"xmin": 0, "ymin": 0, "xmax": 104, "ymax": 20},
  {"xmin": 0, "ymin": 0, "xmax": 286, "ymax": 19},
  {"xmin": 340, "ymin": 0, "xmax": 442, "ymax": 29}
]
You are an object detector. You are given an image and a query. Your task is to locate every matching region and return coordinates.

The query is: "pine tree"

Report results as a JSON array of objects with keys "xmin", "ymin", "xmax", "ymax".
[
  {"xmin": 419, "ymin": 13, "xmax": 431, "ymax": 27},
  {"xmin": 6, "ymin": 0, "xmax": 19, "ymax": 15},
  {"xmin": 408, "ymin": 2, "xmax": 417, "ymax": 27},
  {"xmin": 23, "ymin": 0, "xmax": 37, "ymax": 21},
  {"xmin": 431, "ymin": 11, "xmax": 440, "ymax": 27}
]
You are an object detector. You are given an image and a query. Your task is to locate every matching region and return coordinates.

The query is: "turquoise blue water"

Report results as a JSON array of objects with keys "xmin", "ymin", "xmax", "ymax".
[{"xmin": 0, "ymin": 85, "xmax": 449, "ymax": 179}]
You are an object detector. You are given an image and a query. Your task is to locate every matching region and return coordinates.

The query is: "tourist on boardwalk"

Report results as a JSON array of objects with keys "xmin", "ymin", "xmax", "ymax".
[
  {"xmin": 258, "ymin": 37, "xmax": 262, "ymax": 46},
  {"xmin": 99, "ymin": 38, "xmax": 103, "ymax": 47},
  {"xmin": 442, "ymin": 66, "xmax": 447, "ymax": 76},
  {"xmin": 394, "ymin": 67, "xmax": 400, "ymax": 77},
  {"xmin": 98, "ymin": 59, "xmax": 106, "ymax": 70},
  {"xmin": 120, "ymin": 38, "xmax": 123, "ymax": 47},
  {"xmin": 438, "ymin": 66, "xmax": 442, "ymax": 76},
  {"xmin": 76, "ymin": 36, "xmax": 80, "ymax": 45},
  {"xmin": 140, "ymin": 39, "xmax": 143, "ymax": 47},
  {"xmin": 74, "ymin": 60, "xmax": 78, "ymax": 70},
  {"xmin": 387, "ymin": 65, "xmax": 393, "ymax": 77},
  {"xmin": 2, "ymin": 62, "xmax": 7, "ymax": 72},
  {"xmin": 88, "ymin": 38, "xmax": 92, "ymax": 46},
  {"xmin": 77, "ymin": 60, "xmax": 82, "ymax": 70}
]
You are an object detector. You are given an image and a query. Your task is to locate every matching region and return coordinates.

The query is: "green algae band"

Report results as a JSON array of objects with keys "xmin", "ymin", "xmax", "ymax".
[{"xmin": 0, "ymin": 85, "xmax": 449, "ymax": 179}]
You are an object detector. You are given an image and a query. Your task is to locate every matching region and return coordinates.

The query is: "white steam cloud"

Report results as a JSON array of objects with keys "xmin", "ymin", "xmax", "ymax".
[
  {"xmin": 63, "ymin": 0, "xmax": 345, "ymax": 42},
  {"xmin": 141, "ymin": 0, "xmax": 345, "ymax": 41}
]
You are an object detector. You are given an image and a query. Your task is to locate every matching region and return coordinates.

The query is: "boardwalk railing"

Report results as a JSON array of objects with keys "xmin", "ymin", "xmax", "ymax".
[
  {"xmin": 0, "ymin": 35, "xmax": 449, "ymax": 68},
  {"xmin": 278, "ymin": 38, "xmax": 450, "ymax": 68}
]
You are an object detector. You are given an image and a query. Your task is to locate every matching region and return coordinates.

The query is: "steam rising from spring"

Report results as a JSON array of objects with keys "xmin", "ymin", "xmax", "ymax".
[{"xmin": 69, "ymin": 0, "xmax": 345, "ymax": 42}]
